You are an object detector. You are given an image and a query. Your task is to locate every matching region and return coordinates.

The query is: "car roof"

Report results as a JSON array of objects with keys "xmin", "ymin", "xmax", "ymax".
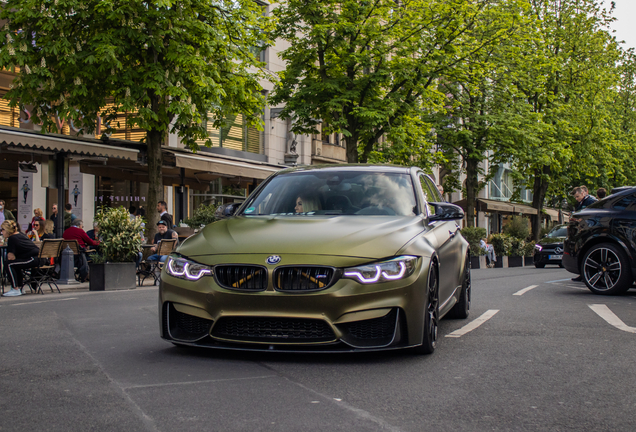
[
  {"xmin": 275, "ymin": 164, "xmax": 414, "ymax": 176},
  {"xmin": 610, "ymin": 186, "xmax": 636, "ymax": 195}
]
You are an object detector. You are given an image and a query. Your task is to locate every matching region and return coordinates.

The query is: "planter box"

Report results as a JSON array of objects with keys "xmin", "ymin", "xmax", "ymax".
[
  {"xmin": 470, "ymin": 256, "xmax": 488, "ymax": 269},
  {"xmin": 494, "ymin": 256, "xmax": 508, "ymax": 268},
  {"xmin": 524, "ymin": 256, "xmax": 535, "ymax": 266},
  {"xmin": 89, "ymin": 262, "xmax": 136, "ymax": 291},
  {"xmin": 508, "ymin": 255, "xmax": 523, "ymax": 267}
]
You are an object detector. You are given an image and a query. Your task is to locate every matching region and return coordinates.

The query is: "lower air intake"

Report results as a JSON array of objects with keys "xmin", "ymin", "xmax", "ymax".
[
  {"xmin": 212, "ymin": 317, "xmax": 336, "ymax": 343},
  {"xmin": 165, "ymin": 302, "xmax": 213, "ymax": 342}
]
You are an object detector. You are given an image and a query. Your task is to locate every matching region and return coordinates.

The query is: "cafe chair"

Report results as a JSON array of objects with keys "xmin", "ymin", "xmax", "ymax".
[
  {"xmin": 24, "ymin": 239, "xmax": 64, "ymax": 294},
  {"xmin": 137, "ymin": 239, "xmax": 177, "ymax": 286}
]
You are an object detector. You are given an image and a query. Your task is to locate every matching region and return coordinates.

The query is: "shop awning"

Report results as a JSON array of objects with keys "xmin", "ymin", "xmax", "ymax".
[
  {"xmin": 0, "ymin": 127, "xmax": 139, "ymax": 160},
  {"xmin": 544, "ymin": 208, "xmax": 560, "ymax": 220},
  {"xmin": 513, "ymin": 203, "xmax": 538, "ymax": 215},
  {"xmin": 478, "ymin": 199, "xmax": 515, "ymax": 212},
  {"xmin": 174, "ymin": 153, "xmax": 281, "ymax": 180}
]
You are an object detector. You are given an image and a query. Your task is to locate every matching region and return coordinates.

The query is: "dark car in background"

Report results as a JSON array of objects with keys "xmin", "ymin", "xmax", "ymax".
[
  {"xmin": 534, "ymin": 224, "xmax": 567, "ymax": 268},
  {"xmin": 563, "ymin": 187, "xmax": 636, "ymax": 295}
]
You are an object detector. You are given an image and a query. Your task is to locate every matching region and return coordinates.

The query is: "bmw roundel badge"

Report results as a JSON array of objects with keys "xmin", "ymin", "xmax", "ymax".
[{"xmin": 266, "ymin": 255, "xmax": 281, "ymax": 265}]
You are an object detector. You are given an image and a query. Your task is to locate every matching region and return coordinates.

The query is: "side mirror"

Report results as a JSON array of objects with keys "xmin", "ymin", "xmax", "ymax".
[
  {"xmin": 428, "ymin": 202, "xmax": 464, "ymax": 222},
  {"xmin": 215, "ymin": 203, "xmax": 240, "ymax": 219}
]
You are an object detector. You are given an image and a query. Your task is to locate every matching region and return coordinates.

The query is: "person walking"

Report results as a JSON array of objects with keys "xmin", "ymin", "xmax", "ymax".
[
  {"xmin": 157, "ymin": 201, "xmax": 173, "ymax": 228},
  {"xmin": 63, "ymin": 203, "xmax": 77, "ymax": 229},
  {"xmin": 597, "ymin": 188, "xmax": 607, "ymax": 199},
  {"xmin": 571, "ymin": 186, "xmax": 597, "ymax": 212},
  {"xmin": 1, "ymin": 220, "xmax": 42, "ymax": 297},
  {"xmin": 49, "ymin": 203, "xmax": 58, "ymax": 233},
  {"xmin": 0, "ymin": 200, "xmax": 16, "ymax": 224}
]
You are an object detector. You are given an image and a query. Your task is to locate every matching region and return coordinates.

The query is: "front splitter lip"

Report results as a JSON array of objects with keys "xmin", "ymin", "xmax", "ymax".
[{"xmin": 162, "ymin": 335, "xmax": 420, "ymax": 353}]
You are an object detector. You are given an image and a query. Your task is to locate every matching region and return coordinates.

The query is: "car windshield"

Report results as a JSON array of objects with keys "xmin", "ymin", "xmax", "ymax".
[
  {"xmin": 240, "ymin": 171, "xmax": 417, "ymax": 216},
  {"xmin": 546, "ymin": 226, "xmax": 567, "ymax": 237}
]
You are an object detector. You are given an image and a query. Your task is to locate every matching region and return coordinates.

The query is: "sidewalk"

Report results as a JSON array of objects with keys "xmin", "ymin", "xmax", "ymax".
[{"xmin": 2, "ymin": 277, "xmax": 159, "ymax": 296}]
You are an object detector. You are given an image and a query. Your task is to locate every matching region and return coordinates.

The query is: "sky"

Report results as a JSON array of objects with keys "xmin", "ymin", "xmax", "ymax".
[{"xmin": 603, "ymin": 1, "xmax": 636, "ymax": 50}]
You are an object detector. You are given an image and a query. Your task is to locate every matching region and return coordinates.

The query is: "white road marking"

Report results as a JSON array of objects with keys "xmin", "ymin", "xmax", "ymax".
[
  {"xmin": 513, "ymin": 285, "xmax": 538, "ymax": 296},
  {"xmin": 445, "ymin": 309, "xmax": 499, "ymax": 338},
  {"xmin": 546, "ymin": 278, "xmax": 574, "ymax": 283},
  {"xmin": 11, "ymin": 297, "xmax": 77, "ymax": 306},
  {"xmin": 588, "ymin": 304, "xmax": 636, "ymax": 334}
]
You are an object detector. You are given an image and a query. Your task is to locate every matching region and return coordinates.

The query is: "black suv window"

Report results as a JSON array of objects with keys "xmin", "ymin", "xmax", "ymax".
[{"xmin": 612, "ymin": 194, "xmax": 636, "ymax": 211}]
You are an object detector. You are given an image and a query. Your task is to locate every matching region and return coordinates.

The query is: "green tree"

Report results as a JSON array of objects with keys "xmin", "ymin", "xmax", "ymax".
[
  {"xmin": 509, "ymin": 0, "xmax": 622, "ymax": 239},
  {"xmin": 433, "ymin": 0, "xmax": 529, "ymax": 226},
  {"xmin": 0, "ymin": 0, "xmax": 270, "ymax": 239},
  {"xmin": 270, "ymin": 0, "xmax": 518, "ymax": 165}
]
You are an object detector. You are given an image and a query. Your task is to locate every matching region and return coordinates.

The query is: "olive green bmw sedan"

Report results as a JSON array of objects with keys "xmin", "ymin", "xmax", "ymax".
[{"xmin": 159, "ymin": 165, "xmax": 470, "ymax": 354}]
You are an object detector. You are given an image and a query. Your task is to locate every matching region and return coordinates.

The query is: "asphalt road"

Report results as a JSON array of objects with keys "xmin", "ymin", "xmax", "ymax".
[{"xmin": 1, "ymin": 266, "xmax": 635, "ymax": 432}]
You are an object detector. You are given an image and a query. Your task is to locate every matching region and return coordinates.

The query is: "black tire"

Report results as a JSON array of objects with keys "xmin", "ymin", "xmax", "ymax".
[
  {"xmin": 447, "ymin": 255, "xmax": 470, "ymax": 319},
  {"xmin": 534, "ymin": 263, "xmax": 545, "ymax": 269},
  {"xmin": 581, "ymin": 243, "xmax": 632, "ymax": 295},
  {"xmin": 558, "ymin": 263, "xmax": 564, "ymax": 268},
  {"xmin": 413, "ymin": 262, "xmax": 439, "ymax": 355}
]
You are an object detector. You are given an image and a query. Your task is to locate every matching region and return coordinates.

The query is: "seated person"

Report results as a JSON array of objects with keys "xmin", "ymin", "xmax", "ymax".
[
  {"xmin": 147, "ymin": 220, "xmax": 178, "ymax": 263},
  {"xmin": 27, "ymin": 218, "xmax": 46, "ymax": 241},
  {"xmin": 294, "ymin": 193, "xmax": 322, "ymax": 214},
  {"xmin": 41, "ymin": 220, "xmax": 56, "ymax": 240},
  {"xmin": 63, "ymin": 219, "xmax": 100, "ymax": 282},
  {"xmin": 87, "ymin": 222, "xmax": 100, "ymax": 241},
  {"xmin": 480, "ymin": 237, "xmax": 497, "ymax": 267},
  {"xmin": 2, "ymin": 220, "xmax": 43, "ymax": 297}
]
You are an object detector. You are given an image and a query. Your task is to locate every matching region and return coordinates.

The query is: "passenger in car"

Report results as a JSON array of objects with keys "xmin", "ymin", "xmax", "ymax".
[{"xmin": 295, "ymin": 193, "xmax": 322, "ymax": 213}]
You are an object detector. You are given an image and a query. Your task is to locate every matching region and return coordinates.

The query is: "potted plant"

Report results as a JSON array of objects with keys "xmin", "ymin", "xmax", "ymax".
[
  {"xmin": 460, "ymin": 227, "xmax": 487, "ymax": 269},
  {"xmin": 490, "ymin": 233, "xmax": 512, "ymax": 268},
  {"xmin": 524, "ymin": 241, "xmax": 536, "ymax": 266},
  {"xmin": 508, "ymin": 237, "xmax": 525, "ymax": 267},
  {"xmin": 181, "ymin": 203, "xmax": 220, "ymax": 236},
  {"xmin": 89, "ymin": 206, "xmax": 145, "ymax": 291}
]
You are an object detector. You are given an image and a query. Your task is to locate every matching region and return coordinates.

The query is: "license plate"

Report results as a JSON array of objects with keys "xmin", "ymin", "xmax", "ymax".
[{"xmin": 549, "ymin": 255, "xmax": 563, "ymax": 260}]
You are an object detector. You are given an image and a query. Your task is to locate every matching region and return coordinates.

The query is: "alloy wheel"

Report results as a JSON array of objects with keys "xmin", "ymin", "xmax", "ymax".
[{"xmin": 583, "ymin": 247, "xmax": 622, "ymax": 291}]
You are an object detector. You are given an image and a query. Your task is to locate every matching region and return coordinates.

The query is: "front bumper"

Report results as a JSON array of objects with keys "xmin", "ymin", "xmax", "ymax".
[
  {"xmin": 158, "ymin": 255, "xmax": 430, "ymax": 352},
  {"xmin": 533, "ymin": 251, "xmax": 563, "ymax": 265}
]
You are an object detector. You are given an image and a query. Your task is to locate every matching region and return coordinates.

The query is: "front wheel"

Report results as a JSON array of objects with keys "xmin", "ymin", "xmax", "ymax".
[
  {"xmin": 413, "ymin": 262, "xmax": 439, "ymax": 355},
  {"xmin": 582, "ymin": 243, "xmax": 632, "ymax": 295}
]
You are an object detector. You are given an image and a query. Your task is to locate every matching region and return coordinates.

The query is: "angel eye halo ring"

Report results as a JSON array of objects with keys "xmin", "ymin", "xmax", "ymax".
[
  {"xmin": 166, "ymin": 256, "xmax": 213, "ymax": 281},
  {"xmin": 343, "ymin": 256, "xmax": 418, "ymax": 284}
]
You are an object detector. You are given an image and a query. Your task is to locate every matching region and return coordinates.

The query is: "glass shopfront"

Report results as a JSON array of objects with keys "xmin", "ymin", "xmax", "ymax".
[{"xmin": 95, "ymin": 177, "xmax": 149, "ymax": 216}]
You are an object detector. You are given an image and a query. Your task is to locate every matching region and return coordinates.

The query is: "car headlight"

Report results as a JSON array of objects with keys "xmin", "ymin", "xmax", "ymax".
[
  {"xmin": 166, "ymin": 256, "xmax": 213, "ymax": 281},
  {"xmin": 535, "ymin": 244, "xmax": 543, "ymax": 252},
  {"xmin": 343, "ymin": 256, "xmax": 418, "ymax": 284}
]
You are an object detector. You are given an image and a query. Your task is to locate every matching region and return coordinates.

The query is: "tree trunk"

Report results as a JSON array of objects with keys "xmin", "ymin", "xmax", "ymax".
[
  {"xmin": 465, "ymin": 158, "xmax": 479, "ymax": 227},
  {"xmin": 530, "ymin": 166, "xmax": 551, "ymax": 241},
  {"xmin": 146, "ymin": 128, "xmax": 164, "ymax": 243},
  {"xmin": 345, "ymin": 130, "xmax": 359, "ymax": 163}
]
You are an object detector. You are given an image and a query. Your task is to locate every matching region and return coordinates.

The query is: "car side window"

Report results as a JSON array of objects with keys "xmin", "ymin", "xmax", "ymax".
[
  {"xmin": 419, "ymin": 175, "xmax": 437, "ymax": 216},
  {"xmin": 613, "ymin": 194, "xmax": 636, "ymax": 211}
]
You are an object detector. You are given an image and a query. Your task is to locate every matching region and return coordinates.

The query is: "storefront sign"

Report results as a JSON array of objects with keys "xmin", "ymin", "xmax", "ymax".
[
  {"xmin": 68, "ymin": 165, "xmax": 83, "ymax": 219},
  {"xmin": 17, "ymin": 169, "xmax": 34, "ymax": 232},
  {"xmin": 95, "ymin": 196, "xmax": 146, "ymax": 202}
]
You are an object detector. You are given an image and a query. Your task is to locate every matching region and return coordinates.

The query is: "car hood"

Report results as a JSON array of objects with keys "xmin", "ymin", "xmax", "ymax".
[
  {"xmin": 178, "ymin": 215, "xmax": 426, "ymax": 259},
  {"xmin": 538, "ymin": 236, "xmax": 565, "ymax": 246}
]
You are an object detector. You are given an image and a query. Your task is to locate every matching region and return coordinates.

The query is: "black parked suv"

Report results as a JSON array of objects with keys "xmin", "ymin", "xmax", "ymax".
[
  {"xmin": 563, "ymin": 187, "xmax": 636, "ymax": 295},
  {"xmin": 534, "ymin": 224, "xmax": 567, "ymax": 268}
]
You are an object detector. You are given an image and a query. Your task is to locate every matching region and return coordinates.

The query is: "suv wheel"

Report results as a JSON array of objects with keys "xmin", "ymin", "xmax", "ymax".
[{"xmin": 582, "ymin": 243, "xmax": 632, "ymax": 295}]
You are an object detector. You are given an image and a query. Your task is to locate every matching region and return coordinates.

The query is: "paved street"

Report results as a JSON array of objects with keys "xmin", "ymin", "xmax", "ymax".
[{"xmin": 1, "ymin": 267, "xmax": 635, "ymax": 432}]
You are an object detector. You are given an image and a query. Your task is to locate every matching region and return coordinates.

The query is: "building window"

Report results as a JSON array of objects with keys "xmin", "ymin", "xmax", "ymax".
[
  {"xmin": 0, "ymin": 93, "xmax": 20, "ymax": 127},
  {"xmin": 197, "ymin": 113, "xmax": 262, "ymax": 154}
]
